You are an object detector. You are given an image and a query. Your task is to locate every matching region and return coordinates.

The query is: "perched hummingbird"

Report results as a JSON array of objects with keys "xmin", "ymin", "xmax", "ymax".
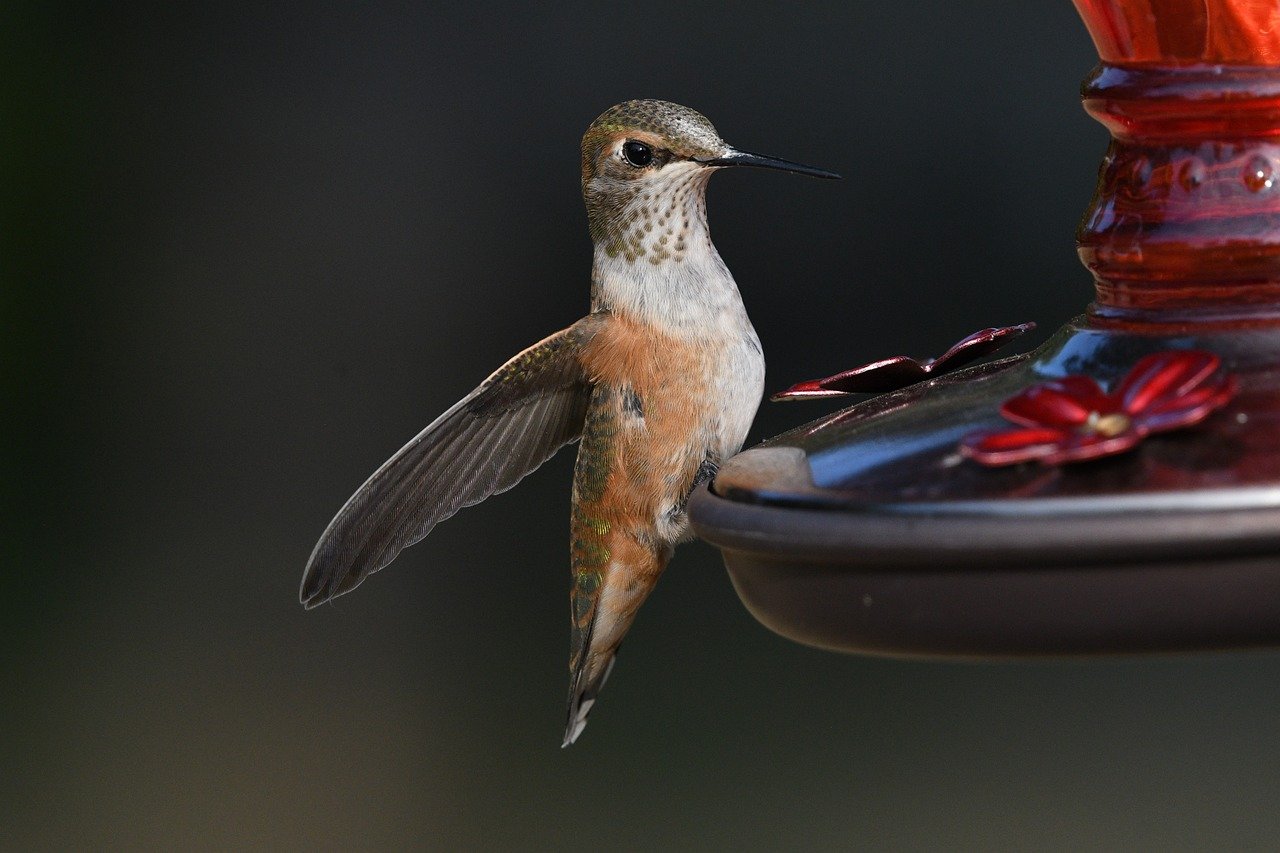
[{"xmin": 301, "ymin": 100, "xmax": 838, "ymax": 745}]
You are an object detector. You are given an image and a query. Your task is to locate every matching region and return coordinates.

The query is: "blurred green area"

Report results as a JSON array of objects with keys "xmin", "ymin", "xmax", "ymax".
[{"xmin": 6, "ymin": 2, "xmax": 1280, "ymax": 849}]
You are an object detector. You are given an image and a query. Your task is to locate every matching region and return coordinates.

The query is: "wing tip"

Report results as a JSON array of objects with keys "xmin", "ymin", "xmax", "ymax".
[
  {"xmin": 298, "ymin": 549, "xmax": 357, "ymax": 610},
  {"xmin": 298, "ymin": 560, "xmax": 365, "ymax": 610},
  {"xmin": 298, "ymin": 572, "xmax": 330, "ymax": 609}
]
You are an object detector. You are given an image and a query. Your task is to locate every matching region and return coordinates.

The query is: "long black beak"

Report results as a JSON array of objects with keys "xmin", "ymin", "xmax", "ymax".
[{"xmin": 698, "ymin": 148, "xmax": 840, "ymax": 179}]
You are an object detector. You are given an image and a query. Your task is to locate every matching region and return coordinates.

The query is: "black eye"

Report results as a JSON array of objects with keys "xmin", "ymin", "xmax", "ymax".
[{"xmin": 622, "ymin": 141, "xmax": 654, "ymax": 167}]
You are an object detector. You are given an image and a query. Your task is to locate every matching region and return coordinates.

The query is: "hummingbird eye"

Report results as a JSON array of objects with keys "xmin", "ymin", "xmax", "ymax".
[{"xmin": 622, "ymin": 141, "xmax": 654, "ymax": 168}]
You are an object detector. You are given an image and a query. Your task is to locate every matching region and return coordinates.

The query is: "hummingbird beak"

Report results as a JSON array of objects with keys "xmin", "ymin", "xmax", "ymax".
[{"xmin": 697, "ymin": 148, "xmax": 841, "ymax": 179}]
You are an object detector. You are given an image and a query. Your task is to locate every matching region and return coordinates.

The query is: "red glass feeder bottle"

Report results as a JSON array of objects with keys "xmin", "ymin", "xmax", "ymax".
[{"xmin": 690, "ymin": 0, "xmax": 1280, "ymax": 657}]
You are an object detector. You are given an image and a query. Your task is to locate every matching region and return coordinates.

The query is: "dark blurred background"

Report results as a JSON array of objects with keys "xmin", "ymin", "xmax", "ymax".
[{"xmin": 7, "ymin": 1, "xmax": 1280, "ymax": 849}]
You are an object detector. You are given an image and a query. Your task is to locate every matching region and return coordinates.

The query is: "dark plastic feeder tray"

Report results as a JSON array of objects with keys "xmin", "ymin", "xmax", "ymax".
[{"xmin": 690, "ymin": 319, "xmax": 1280, "ymax": 658}]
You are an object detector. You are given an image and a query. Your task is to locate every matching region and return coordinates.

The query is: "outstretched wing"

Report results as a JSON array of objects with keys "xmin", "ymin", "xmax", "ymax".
[{"xmin": 300, "ymin": 315, "xmax": 605, "ymax": 608}]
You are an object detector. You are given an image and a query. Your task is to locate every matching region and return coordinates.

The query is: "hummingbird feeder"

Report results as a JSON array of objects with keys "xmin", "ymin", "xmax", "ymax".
[{"xmin": 690, "ymin": 0, "xmax": 1280, "ymax": 657}]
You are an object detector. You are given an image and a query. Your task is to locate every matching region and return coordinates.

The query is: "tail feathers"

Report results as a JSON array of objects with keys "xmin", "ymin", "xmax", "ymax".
[{"xmin": 562, "ymin": 653, "xmax": 616, "ymax": 747}]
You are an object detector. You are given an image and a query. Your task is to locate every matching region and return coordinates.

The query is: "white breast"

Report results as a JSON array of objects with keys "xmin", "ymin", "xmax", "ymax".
[{"xmin": 710, "ymin": 327, "xmax": 765, "ymax": 460}]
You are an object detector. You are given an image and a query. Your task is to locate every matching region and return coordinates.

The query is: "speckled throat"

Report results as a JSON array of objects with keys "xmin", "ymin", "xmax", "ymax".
[{"xmin": 586, "ymin": 162, "xmax": 713, "ymax": 264}]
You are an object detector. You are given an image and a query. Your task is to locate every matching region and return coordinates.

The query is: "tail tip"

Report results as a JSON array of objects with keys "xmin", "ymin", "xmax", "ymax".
[
  {"xmin": 561, "ymin": 696, "xmax": 595, "ymax": 747},
  {"xmin": 561, "ymin": 654, "xmax": 616, "ymax": 747}
]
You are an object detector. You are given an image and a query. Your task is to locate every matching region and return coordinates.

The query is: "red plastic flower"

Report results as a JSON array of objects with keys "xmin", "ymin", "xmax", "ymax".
[
  {"xmin": 960, "ymin": 350, "xmax": 1237, "ymax": 467},
  {"xmin": 772, "ymin": 323, "xmax": 1034, "ymax": 401}
]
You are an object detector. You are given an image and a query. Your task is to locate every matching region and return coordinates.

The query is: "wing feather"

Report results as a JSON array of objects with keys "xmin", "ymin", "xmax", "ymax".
[{"xmin": 300, "ymin": 316, "xmax": 604, "ymax": 607}]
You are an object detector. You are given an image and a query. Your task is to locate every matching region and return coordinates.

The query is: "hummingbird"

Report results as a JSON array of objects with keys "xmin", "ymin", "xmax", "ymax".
[{"xmin": 300, "ymin": 99, "xmax": 838, "ymax": 745}]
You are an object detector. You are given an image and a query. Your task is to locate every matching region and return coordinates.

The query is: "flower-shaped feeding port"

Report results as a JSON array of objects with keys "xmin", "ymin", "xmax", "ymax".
[
  {"xmin": 771, "ymin": 323, "xmax": 1035, "ymax": 401},
  {"xmin": 960, "ymin": 350, "xmax": 1237, "ymax": 467}
]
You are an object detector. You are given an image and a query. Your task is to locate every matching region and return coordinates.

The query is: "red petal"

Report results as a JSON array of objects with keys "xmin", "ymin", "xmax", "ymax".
[
  {"xmin": 1143, "ymin": 384, "xmax": 1215, "ymax": 414},
  {"xmin": 1118, "ymin": 350, "xmax": 1220, "ymax": 414},
  {"xmin": 960, "ymin": 427, "xmax": 1071, "ymax": 466},
  {"xmin": 928, "ymin": 322, "xmax": 1036, "ymax": 373},
  {"xmin": 770, "ymin": 380, "xmax": 851, "ymax": 402},
  {"xmin": 1039, "ymin": 432, "xmax": 1141, "ymax": 464},
  {"xmin": 818, "ymin": 357, "xmax": 929, "ymax": 394},
  {"xmin": 771, "ymin": 323, "xmax": 1035, "ymax": 401},
  {"xmin": 1134, "ymin": 373, "xmax": 1238, "ymax": 433},
  {"xmin": 1001, "ymin": 376, "xmax": 1110, "ymax": 428}
]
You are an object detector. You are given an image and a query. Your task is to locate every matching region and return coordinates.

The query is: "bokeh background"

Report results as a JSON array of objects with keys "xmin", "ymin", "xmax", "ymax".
[{"xmin": 8, "ymin": 2, "xmax": 1280, "ymax": 849}]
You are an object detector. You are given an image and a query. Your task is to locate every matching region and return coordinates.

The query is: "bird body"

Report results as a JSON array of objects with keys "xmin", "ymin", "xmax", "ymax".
[
  {"xmin": 301, "ymin": 100, "xmax": 836, "ymax": 745},
  {"xmin": 565, "ymin": 303, "xmax": 763, "ymax": 743}
]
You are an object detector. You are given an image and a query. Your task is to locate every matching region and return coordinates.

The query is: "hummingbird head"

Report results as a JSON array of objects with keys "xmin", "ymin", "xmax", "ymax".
[{"xmin": 581, "ymin": 100, "xmax": 838, "ymax": 264}]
